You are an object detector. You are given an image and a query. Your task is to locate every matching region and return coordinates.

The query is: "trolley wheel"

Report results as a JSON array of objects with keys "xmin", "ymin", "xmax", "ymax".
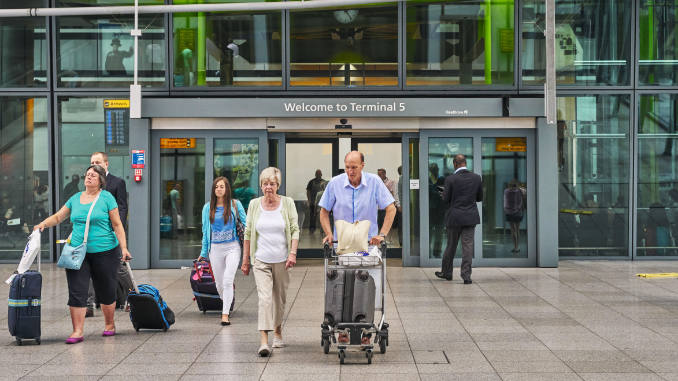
[
  {"xmin": 323, "ymin": 338, "xmax": 330, "ymax": 354},
  {"xmin": 379, "ymin": 338, "xmax": 387, "ymax": 354},
  {"xmin": 366, "ymin": 349, "xmax": 373, "ymax": 364},
  {"xmin": 338, "ymin": 349, "xmax": 345, "ymax": 364},
  {"xmin": 133, "ymin": 322, "xmax": 139, "ymax": 332},
  {"xmin": 35, "ymin": 338, "xmax": 41, "ymax": 345},
  {"xmin": 16, "ymin": 338, "xmax": 22, "ymax": 346},
  {"xmin": 202, "ymin": 310, "xmax": 207, "ymax": 314},
  {"xmin": 163, "ymin": 326, "xmax": 168, "ymax": 332}
]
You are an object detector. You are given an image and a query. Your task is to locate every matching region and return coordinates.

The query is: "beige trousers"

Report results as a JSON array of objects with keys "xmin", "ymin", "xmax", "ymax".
[{"xmin": 253, "ymin": 259, "xmax": 289, "ymax": 332}]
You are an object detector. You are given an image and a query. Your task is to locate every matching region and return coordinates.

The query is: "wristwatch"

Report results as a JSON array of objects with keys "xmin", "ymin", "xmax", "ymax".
[{"xmin": 378, "ymin": 233, "xmax": 386, "ymax": 239}]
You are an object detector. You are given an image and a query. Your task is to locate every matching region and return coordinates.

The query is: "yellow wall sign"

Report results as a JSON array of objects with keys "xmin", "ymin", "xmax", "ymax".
[
  {"xmin": 103, "ymin": 99, "xmax": 130, "ymax": 109},
  {"xmin": 496, "ymin": 137, "xmax": 526, "ymax": 152},
  {"xmin": 160, "ymin": 138, "xmax": 196, "ymax": 149}
]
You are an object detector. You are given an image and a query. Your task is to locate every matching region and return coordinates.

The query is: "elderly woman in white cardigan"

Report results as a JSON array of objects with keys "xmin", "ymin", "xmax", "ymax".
[{"xmin": 241, "ymin": 167, "xmax": 299, "ymax": 357}]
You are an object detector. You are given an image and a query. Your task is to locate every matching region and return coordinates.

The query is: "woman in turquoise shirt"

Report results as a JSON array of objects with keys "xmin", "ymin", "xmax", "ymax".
[
  {"xmin": 198, "ymin": 176, "xmax": 246, "ymax": 326},
  {"xmin": 36, "ymin": 165, "xmax": 131, "ymax": 344}
]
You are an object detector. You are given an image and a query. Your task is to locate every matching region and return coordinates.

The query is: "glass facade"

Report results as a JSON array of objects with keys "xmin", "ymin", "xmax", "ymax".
[
  {"xmin": 406, "ymin": 0, "xmax": 515, "ymax": 86},
  {"xmin": 0, "ymin": 97, "xmax": 50, "ymax": 260},
  {"xmin": 0, "ymin": 1, "xmax": 48, "ymax": 88},
  {"xmin": 1, "ymin": 1, "xmax": 677, "ymax": 262},
  {"xmin": 637, "ymin": 94, "xmax": 678, "ymax": 256},
  {"xmin": 557, "ymin": 95, "xmax": 630, "ymax": 256},
  {"xmin": 290, "ymin": 4, "xmax": 398, "ymax": 87},
  {"xmin": 639, "ymin": 0, "xmax": 678, "ymax": 86},
  {"xmin": 56, "ymin": 1, "xmax": 165, "ymax": 88},
  {"xmin": 172, "ymin": 2, "xmax": 282, "ymax": 88},
  {"xmin": 522, "ymin": 0, "xmax": 631, "ymax": 86}
]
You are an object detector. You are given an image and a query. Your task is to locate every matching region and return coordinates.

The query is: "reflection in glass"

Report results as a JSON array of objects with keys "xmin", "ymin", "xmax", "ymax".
[
  {"xmin": 637, "ymin": 94, "xmax": 678, "ymax": 256},
  {"xmin": 56, "ymin": 14, "xmax": 166, "ymax": 88},
  {"xmin": 0, "ymin": 97, "xmax": 49, "ymax": 260},
  {"xmin": 481, "ymin": 138, "xmax": 527, "ymax": 258},
  {"xmin": 58, "ymin": 97, "xmax": 132, "ymax": 255},
  {"xmin": 0, "ymin": 0, "xmax": 48, "ymax": 87},
  {"xmin": 285, "ymin": 143, "xmax": 332, "ymax": 250},
  {"xmin": 358, "ymin": 143, "xmax": 402, "ymax": 249},
  {"xmin": 159, "ymin": 138, "xmax": 205, "ymax": 260},
  {"xmin": 214, "ymin": 139, "xmax": 259, "ymax": 211},
  {"xmin": 406, "ymin": 0, "xmax": 514, "ymax": 86},
  {"xmin": 557, "ymin": 95, "xmax": 630, "ymax": 257},
  {"xmin": 522, "ymin": 0, "xmax": 631, "ymax": 86},
  {"xmin": 172, "ymin": 7, "xmax": 282, "ymax": 87},
  {"xmin": 428, "ymin": 138, "xmax": 473, "ymax": 259},
  {"xmin": 639, "ymin": 0, "xmax": 678, "ymax": 86},
  {"xmin": 290, "ymin": 5, "xmax": 398, "ymax": 87}
]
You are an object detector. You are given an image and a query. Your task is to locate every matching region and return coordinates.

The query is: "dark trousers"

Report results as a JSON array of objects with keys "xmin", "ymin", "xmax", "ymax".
[
  {"xmin": 66, "ymin": 246, "xmax": 121, "ymax": 307},
  {"xmin": 441, "ymin": 226, "xmax": 474, "ymax": 281},
  {"xmin": 309, "ymin": 204, "xmax": 317, "ymax": 232}
]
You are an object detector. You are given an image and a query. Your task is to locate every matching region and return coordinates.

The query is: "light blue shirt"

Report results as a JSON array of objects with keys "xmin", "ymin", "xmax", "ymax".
[{"xmin": 318, "ymin": 172, "xmax": 395, "ymax": 239}]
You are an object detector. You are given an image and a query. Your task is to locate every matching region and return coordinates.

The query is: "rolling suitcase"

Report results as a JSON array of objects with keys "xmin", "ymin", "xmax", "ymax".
[
  {"xmin": 351, "ymin": 270, "xmax": 375, "ymax": 323},
  {"xmin": 125, "ymin": 262, "xmax": 175, "ymax": 332},
  {"xmin": 324, "ymin": 269, "xmax": 345, "ymax": 325},
  {"xmin": 7, "ymin": 231, "xmax": 42, "ymax": 345},
  {"xmin": 190, "ymin": 259, "xmax": 235, "ymax": 314}
]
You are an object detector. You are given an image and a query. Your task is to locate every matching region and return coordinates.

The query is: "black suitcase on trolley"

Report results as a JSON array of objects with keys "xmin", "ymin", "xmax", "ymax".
[{"xmin": 8, "ymin": 271, "xmax": 42, "ymax": 345}]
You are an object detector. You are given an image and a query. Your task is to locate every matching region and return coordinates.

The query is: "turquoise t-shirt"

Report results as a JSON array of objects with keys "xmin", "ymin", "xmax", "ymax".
[{"xmin": 66, "ymin": 190, "xmax": 119, "ymax": 253}]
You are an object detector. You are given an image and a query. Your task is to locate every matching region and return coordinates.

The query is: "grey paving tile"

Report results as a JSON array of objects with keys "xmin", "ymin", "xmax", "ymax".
[
  {"xmin": 490, "ymin": 361, "xmax": 572, "ymax": 373},
  {"xmin": 105, "ymin": 362, "xmax": 192, "ymax": 376},
  {"xmin": 29, "ymin": 363, "xmax": 118, "ymax": 376},
  {"xmin": 564, "ymin": 361, "xmax": 650, "ymax": 373},
  {"xmin": 341, "ymin": 363, "xmax": 419, "ymax": 374},
  {"xmin": 553, "ymin": 350, "xmax": 633, "ymax": 362},
  {"xmin": 21, "ymin": 377, "xmax": 100, "ymax": 381},
  {"xmin": 416, "ymin": 359, "xmax": 495, "ymax": 374},
  {"xmin": 481, "ymin": 350, "xmax": 560, "ymax": 362},
  {"xmin": 638, "ymin": 361, "xmax": 678, "ymax": 373},
  {"xmin": 498, "ymin": 373, "xmax": 583, "ymax": 381},
  {"xmin": 184, "ymin": 362, "xmax": 266, "ymax": 375},
  {"xmin": 413, "ymin": 350, "xmax": 448, "ymax": 364},
  {"xmin": 341, "ymin": 374, "xmax": 420, "ymax": 381},
  {"xmin": 0, "ymin": 364, "xmax": 41, "ymax": 379},
  {"xmin": 101, "ymin": 377, "xmax": 181, "ymax": 381},
  {"xmin": 181, "ymin": 376, "xmax": 260, "ymax": 381},
  {"xmin": 577, "ymin": 373, "xmax": 662, "ymax": 381},
  {"xmin": 419, "ymin": 374, "xmax": 501, "ymax": 381}
]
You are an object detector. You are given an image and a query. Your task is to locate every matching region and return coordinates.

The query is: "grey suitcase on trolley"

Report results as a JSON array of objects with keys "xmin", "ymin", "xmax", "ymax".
[
  {"xmin": 351, "ymin": 270, "xmax": 375, "ymax": 323},
  {"xmin": 324, "ymin": 269, "xmax": 345, "ymax": 325}
]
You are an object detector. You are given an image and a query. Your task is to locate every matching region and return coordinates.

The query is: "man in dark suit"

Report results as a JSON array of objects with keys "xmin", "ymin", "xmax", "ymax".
[
  {"xmin": 86, "ymin": 152, "xmax": 128, "ymax": 316},
  {"xmin": 435, "ymin": 154, "xmax": 482, "ymax": 284}
]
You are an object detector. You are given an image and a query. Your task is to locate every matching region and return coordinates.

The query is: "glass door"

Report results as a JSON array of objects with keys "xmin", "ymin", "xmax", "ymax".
[
  {"xmin": 151, "ymin": 131, "xmax": 267, "ymax": 268},
  {"xmin": 283, "ymin": 139, "xmax": 338, "ymax": 258},
  {"xmin": 420, "ymin": 130, "xmax": 535, "ymax": 267},
  {"xmin": 351, "ymin": 138, "xmax": 405, "ymax": 259}
]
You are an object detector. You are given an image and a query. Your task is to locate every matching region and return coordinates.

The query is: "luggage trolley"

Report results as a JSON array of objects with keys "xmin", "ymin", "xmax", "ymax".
[{"xmin": 320, "ymin": 241, "xmax": 389, "ymax": 364}]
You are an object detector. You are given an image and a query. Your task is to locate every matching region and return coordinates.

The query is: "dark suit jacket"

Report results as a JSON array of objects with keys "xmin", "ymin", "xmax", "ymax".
[
  {"xmin": 442, "ymin": 169, "xmax": 483, "ymax": 227},
  {"xmin": 106, "ymin": 173, "xmax": 128, "ymax": 227}
]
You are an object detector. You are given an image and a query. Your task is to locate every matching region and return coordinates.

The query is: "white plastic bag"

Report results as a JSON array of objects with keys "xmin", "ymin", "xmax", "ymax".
[
  {"xmin": 5, "ymin": 231, "xmax": 41, "ymax": 285},
  {"xmin": 17, "ymin": 230, "xmax": 41, "ymax": 274}
]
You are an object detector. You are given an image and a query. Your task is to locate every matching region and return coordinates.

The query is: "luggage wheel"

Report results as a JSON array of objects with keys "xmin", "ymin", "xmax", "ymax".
[
  {"xmin": 379, "ymin": 337, "xmax": 387, "ymax": 354},
  {"xmin": 322, "ymin": 337, "xmax": 330, "ymax": 354},
  {"xmin": 15, "ymin": 338, "xmax": 22, "ymax": 346},
  {"xmin": 35, "ymin": 338, "xmax": 41, "ymax": 345},
  {"xmin": 338, "ymin": 349, "xmax": 345, "ymax": 364},
  {"xmin": 366, "ymin": 349, "xmax": 373, "ymax": 364}
]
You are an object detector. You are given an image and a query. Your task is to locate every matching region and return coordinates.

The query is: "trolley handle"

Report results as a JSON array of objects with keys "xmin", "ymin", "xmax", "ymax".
[
  {"xmin": 380, "ymin": 241, "xmax": 387, "ymax": 259},
  {"xmin": 323, "ymin": 241, "xmax": 337, "ymax": 259}
]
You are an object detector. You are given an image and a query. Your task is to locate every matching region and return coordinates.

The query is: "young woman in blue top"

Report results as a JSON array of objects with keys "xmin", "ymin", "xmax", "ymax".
[
  {"xmin": 36, "ymin": 165, "xmax": 131, "ymax": 344},
  {"xmin": 198, "ymin": 176, "xmax": 246, "ymax": 325}
]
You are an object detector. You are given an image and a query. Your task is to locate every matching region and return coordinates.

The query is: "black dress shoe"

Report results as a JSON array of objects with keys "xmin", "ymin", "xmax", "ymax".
[
  {"xmin": 463, "ymin": 279, "xmax": 472, "ymax": 285},
  {"xmin": 221, "ymin": 321, "xmax": 231, "ymax": 326},
  {"xmin": 435, "ymin": 271, "xmax": 452, "ymax": 281}
]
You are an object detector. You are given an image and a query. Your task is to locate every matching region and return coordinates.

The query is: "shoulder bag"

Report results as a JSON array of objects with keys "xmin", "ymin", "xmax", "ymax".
[
  {"xmin": 232, "ymin": 199, "xmax": 245, "ymax": 250},
  {"xmin": 57, "ymin": 191, "xmax": 101, "ymax": 270}
]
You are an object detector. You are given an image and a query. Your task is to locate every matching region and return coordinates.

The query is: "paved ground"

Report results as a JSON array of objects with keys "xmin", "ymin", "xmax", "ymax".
[{"xmin": 2, "ymin": 260, "xmax": 678, "ymax": 380}]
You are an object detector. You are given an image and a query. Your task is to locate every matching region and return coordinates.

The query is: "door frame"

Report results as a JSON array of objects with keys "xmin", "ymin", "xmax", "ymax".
[
  {"xmin": 150, "ymin": 129, "xmax": 268, "ymax": 269},
  {"xmin": 419, "ymin": 129, "xmax": 537, "ymax": 267}
]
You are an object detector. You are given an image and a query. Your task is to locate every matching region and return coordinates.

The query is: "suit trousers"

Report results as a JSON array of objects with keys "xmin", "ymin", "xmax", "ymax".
[{"xmin": 441, "ymin": 225, "xmax": 474, "ymax": 280}]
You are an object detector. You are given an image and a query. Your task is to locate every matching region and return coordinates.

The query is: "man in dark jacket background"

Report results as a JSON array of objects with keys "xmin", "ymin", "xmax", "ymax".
[{"xmin": 435, "ymin": 154, "xmax": 482, "ymax": 284}]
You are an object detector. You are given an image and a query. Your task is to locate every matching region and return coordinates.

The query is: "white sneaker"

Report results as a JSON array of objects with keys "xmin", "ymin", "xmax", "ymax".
[
  {"xmin": 272, "ymin": 337, "xmax": 286, "ymax": 348},
  {"xmin": 258, "ymin": 344, "xmax": 271, "ymax": 357}
]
